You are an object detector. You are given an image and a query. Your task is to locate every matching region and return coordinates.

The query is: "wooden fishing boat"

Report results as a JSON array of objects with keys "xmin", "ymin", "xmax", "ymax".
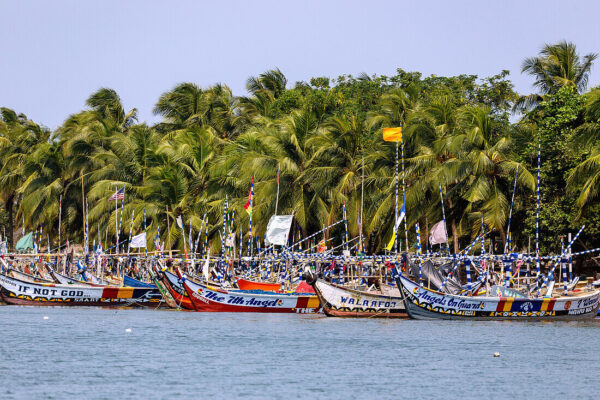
[
  {"xmin": 123, "ymin": 275, "xmax": 157, "ymax": 289},
  {"xmin": 178, "ymin": 269, "xmax": 321, "ymax": 313},
  {"xmin": 49, "ymin": 269, "xmax": 104, "ymax": 286},
  {"xmin": 236, "ymin": 277, "xmax": 281, "ymax": 292},
  {"xmin": 154, "ymin": 267, "xmax": 195, "ymax": 310},
  {"xmin": 395, "ymin": 273, "xmax": 600, "ymax": 320},
  {"xmin": 149, "ymin": 269, "xmax": 178, "ymax": 309},
  {"xmin": 303, "ymin": 271, "xmax": 407, "ymax": 318},
  {"xmin": 8, "ymin": 268, "xmax": 57, "ymax": 284},
  {"xmin": 0, "ymin": 273, "xmax": 163, "ymax": 307}
]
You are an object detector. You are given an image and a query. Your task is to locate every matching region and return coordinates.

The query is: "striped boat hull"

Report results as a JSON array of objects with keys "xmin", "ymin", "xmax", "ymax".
[{"xmin": 396, "ymin": 274, "xmax": 600, "ymax": 320}]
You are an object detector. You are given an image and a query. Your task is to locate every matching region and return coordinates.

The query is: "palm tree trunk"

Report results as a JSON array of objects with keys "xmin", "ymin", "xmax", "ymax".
[
  {"xmin": 451, "ymin": 218, "xmax": 458, "ymax": 254},
  {"xmin": 499, "ymin": 225, "xmax": 507, "ymax": 249},
  {"xmin": 6, "ymin": 194, "xmax": 14, "ymax": 250}
]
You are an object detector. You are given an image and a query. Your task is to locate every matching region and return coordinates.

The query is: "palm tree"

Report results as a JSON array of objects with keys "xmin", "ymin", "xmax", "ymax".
[
  {"xmin": 516, "ymin": 41, "xmax": 597, "ymax": 112},
  {"xmin": 305, "ymin": 113, "xmax": 366, "ymax": 237},
  {"xmin": 400, "ymin": 96, "xmax": 464, "ymax": 251},
  {"xmin": 455, "ymin": 106, "xmax": 534, "ymax": 241},
  {"xmin": 0, "ymin": 108, "xmax": 48, "ymax": 248},
  {"xmin": 154, "ymin": 83, "xmax": 207, "ymax": 130},
  {"xmin": 567, "ymin": 88, "xmax": 600, "ymax": 212},
  {"xmin": 18, "ymin": 141, "xmax": 65, "ymax": 232},
  {"xmin": 239, "ymin": 69, "xmax": 288, "ymax": 121}
]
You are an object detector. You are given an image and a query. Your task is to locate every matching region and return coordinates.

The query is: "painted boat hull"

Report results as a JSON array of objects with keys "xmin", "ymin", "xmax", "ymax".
[
  {"xmin": 123, "ymin": 275, "xmax": 157, "ymax": 289},
  {"xmin": 49, "ymin": 269, "xmax": 105, "ymax": 286},
  {"xmin": 396, "ymin": 274, "xmax": 600, "ymax": 321},
  {"xmin": 0, "ymin": 274, "xmax": 162, "ymax": 307},
  {"xmin": 156, "ymin": 268, "xmax": 195, "ymax": 310},
  {"xmin": 236, "ymin": 278, "xmax": 281, "ymax": 292},
  {"xmin": 179, "ymin": 271, "xmax": 321, "ymax": 313},
  {"xmin": 305, "ymin": 272, "xmax": 407, "ymax": 318},
  {"xmin": 150, "ymin": 272, "xmax": 178, "ymax": 309},
  {"xmin": 9, "ymin": 269, "xmax": 56, "ymax": 284}
]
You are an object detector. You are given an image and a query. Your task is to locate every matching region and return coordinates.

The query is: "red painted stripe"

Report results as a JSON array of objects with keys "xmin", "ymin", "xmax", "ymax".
[
  {"xmin": 496, "ymin": 299, "xmax": 506, "ymax": 312},
  {"xmin": 547, "ymin": 298, "xmax": 556, "ymax": 311},
  {"xmin": 102, "ymin": 287, "xmax": 119, "ymax": 298},
  {"xmin": 296, "ymin": 296, "xmax": 308, "ymax": 309}
]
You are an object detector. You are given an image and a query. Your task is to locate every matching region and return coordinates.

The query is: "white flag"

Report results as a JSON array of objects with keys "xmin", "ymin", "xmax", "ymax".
[
  {"xmin": 203, "ymin": 255, "xmax": 210, "ymax": 281},
  {"xmin": 429, "ymin": 220, "xmax": 447, "ymax": 245},
  {"xmin": 394, "ymin": 202, "xmax": 406, "ymax": 231},
  {"xmin": 265, "ymin": 215, "xmax": 294, "ymax": 246},
  {"xmin": 225, "ymin": 233, "xmax": 235, "ymax": 247},
  {"xmin": 130, "ymin": 232, "xmax": 147, "ymax": 248},
  {"xmin": 176, "ymin": 216, "xmax": 183, "ymax": 229}
]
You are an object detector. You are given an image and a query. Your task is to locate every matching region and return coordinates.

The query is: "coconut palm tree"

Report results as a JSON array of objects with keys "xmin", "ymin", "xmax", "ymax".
[
  {"xmin": 567, "ymin": 88, "xmax": 600, "ymax": 212},
  {"xmin": 0, "ymin": 108, "xmax": 48, "ymax": 248},
  {"xmin": 239, "ymin": 69, "xmax": 288, "ymax": 121},
  {"xmin": 455, "ymin": 106, "xmax": 534, "ymax": 241},
  {"xmin": 305, "ymin": 113, "xmax": 366, "ymax": 237},
  {"xmin": 154, "ymin": 83, "xmax": 208, "ymax": 130},
  {"xmin": 516, "ymin": 41, "xmax": 597, "ymax": 112},
  {"xmin": 18, "ymin": 141, "xmax": 65, "ymax": 232}
]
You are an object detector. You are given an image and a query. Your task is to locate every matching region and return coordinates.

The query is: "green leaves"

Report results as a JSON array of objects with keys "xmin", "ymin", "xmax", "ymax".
[{"xmin": 2, "ymin": 45, "xmax": 600, "ymax": 254}]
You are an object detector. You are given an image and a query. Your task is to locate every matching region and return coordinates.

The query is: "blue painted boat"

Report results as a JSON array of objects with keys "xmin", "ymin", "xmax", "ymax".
[{"xmin": 123, "ymin": 275, "xmax": 157, "ymax": 289}]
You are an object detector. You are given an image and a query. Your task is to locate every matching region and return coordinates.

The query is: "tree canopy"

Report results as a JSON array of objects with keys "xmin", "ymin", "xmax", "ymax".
[{"xmin": 1, "ymin": 41, "xmax": 599, "ymax": 257}]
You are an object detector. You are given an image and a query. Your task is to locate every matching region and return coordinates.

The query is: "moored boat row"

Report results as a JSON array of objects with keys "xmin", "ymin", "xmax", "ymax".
[{"xmin": 2, "ymin": 252, "xmax": 598, "ymax": 322}]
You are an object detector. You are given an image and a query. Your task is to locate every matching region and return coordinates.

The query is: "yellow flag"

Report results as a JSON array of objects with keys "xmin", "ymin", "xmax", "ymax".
[
  {"xmin": 382, "ymin": 127, "xmax": 402, "ymax": 142},
  {"xmin": 385, "ymin": 232, "xmax": 395, "ymax": 251}
]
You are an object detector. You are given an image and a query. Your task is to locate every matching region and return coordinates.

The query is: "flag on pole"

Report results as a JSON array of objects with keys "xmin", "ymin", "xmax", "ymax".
[
  {"xmin": 130, "ymin": 232, "xmax": 146, "ymax": 248},
  {"xmin": 264, "ymin": 215, "xmax": 293, "ymax": 246},
  {"xmin": 244, "ymin": 178, "xmax": 253, "ymax": 216},
  {"xmin": 429, "ymin": 220, "xmax": 447, "ymax": 245},
  {"xmin": 317, "ymin": 239, "xmax": 327, "ymax": 253},
  {"xmin": 382, "ymin": 127, "xmax": 402, "ymax": 142},
  {"xmin": 225, "ymin": 233, "xmax": 235, "ymax": 247},
  {"xmin": 385, "ymin": 202, "xmax": 406, "ymax": 251},
  {"xmin": 109, "ymin": 187, "xmax": 125, "ymax": 201},
  {"xmin": 176, "ymin": 215, "xmax": 183, "ymax": 229}
]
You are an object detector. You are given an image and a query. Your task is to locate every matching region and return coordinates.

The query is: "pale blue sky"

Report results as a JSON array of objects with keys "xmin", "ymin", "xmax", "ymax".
[{"xmin": 1, "ymin": 0, "xmax": 599, "ymax": 129}]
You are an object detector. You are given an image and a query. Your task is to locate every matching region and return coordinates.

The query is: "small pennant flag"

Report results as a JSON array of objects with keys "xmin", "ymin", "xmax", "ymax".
[
  {"xmin": 382, "ymin": 127, "xmax": 402, "ymax": 142},
  {"xmin": 176, "ymin": 216, "xmax": 183, "ymax": 229}
]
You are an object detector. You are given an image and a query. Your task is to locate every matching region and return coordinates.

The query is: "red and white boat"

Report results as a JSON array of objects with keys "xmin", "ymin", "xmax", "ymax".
[{"xmin": 177, "ymin": 269, "xmax": 321, "ymax": 313}]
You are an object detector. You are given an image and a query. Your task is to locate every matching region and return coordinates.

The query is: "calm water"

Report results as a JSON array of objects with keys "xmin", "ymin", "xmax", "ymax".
[{"xmin": 1, "ymin": 307, "xmax": 599, "ymax": 400}]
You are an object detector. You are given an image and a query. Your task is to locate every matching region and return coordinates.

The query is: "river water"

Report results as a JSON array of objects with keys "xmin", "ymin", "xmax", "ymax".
[{"xmin": 1, "ymin": 307, "xmax": 598, "ymax": 399}]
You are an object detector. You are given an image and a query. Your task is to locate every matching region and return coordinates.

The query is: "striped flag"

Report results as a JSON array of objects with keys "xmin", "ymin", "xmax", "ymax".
[
  {"xmin": 244, "ymin": 177, "xmax": 254, "ymax": 216},
  {"xmin": 385, "ymin": 202, "xmax": 406, "ymax": 251},
  {"xmin": 109, "ymin": 187, "xmax": 125, "ymax": 201}
]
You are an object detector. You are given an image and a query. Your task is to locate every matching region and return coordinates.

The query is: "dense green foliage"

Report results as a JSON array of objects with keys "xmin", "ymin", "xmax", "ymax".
[{"xmin": 1, "ymin": 41, "xmax": 599, "ymax": 256}]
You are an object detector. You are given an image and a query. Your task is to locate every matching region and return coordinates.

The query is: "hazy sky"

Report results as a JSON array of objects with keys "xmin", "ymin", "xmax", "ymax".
[{"xmin": 1, "ymin": 0, "xmax": 599, "ymax": 129}]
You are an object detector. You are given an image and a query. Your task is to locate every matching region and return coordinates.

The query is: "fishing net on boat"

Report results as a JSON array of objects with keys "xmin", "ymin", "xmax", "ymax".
[{"xmin": 411, "ymin": 260, "xmax": 463, "ymax": 294}]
